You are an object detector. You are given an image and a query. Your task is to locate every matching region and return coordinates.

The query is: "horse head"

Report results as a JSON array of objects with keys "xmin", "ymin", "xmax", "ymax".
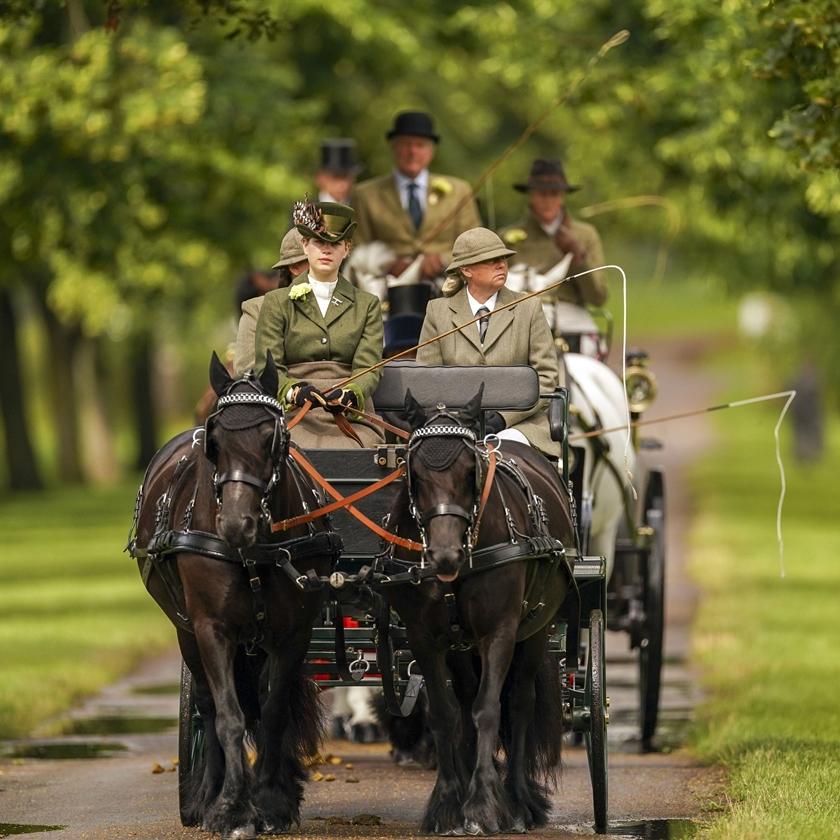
[
  {"xmin": 404, "ymin": 385, "xmax": 485, "ymax": 582},
  {"xmin": 205, "ymin": 351, "xmax": 286, "ymax": 548}
]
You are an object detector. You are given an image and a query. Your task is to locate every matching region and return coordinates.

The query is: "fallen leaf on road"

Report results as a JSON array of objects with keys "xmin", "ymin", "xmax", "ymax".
[
  {"xmin": 352, "ymin": 814, "xmax": 382, "ymax": 826},
  {"xmin": 324, "ymin": 773, "xmax": 336, "ymax": 781},
  {"xmin": 151, "ymin": 762, "xmax": 165, "ymax": 774},
  {"xmin": 344, "ymin": 762, "xmax": 354, "ymax": 770},
  {"xmin": 311, "ymin": 771, "xmax": 324, "ymax": 782},
  {"xmin": 327, "ymin": 755, "xmax": 342, "ymax": 765},
  {"xmin": 345, "ymin": 776, "xmax": 360, "ymax": 783}
]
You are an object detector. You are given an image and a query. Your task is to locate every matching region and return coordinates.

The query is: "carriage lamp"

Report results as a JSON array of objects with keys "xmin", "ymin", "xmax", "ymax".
[{"xmin": 624, "ymin": 349, "xmax": 658, "ymax": 414}]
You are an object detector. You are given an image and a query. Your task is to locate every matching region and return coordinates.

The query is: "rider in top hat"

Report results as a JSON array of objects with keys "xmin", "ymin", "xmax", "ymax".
[
  {"xmin": 255, "ymin": 200, "xmax": 385, "ymax": 448},
  {"xmin": 315, "ymin": 138, "xmax": 362, "ymax": 205},
  {"xmin": 499, "ymin": 159, "xmax": 607, "ymax": 307},
  {"xmin": 416, "ymin": 227, "xmax": 561, "ymax": 458},
  {"xmin": 353, "ymin": 111, "xmax": 481, "ymax": 281}
]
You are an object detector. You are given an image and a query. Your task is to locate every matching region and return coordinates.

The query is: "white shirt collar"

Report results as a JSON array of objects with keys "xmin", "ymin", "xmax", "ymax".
[
  {"xmin": 393, "ymin": 168, "xmax": 429, "ymax": 210},
  {"xmin": 540, "ymin": 215, "xmax": 563, "ymax": 236},
  {"xmin": 466, "ymin": 289, "xmax": 499, "ymax": 314},
  {"xmin": 307, "ymin": 273, "xmax": 338, "ymax": 317}
]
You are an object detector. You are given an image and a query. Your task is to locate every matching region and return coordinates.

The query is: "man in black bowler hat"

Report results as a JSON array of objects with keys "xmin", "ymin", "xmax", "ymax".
[
  {"xmin": 314, "ymin": 138, "xmax": 362, "ymax": 205},
  {"xmin": 353, "ymin": 111, "xmax": 481, "ymax": 281}
]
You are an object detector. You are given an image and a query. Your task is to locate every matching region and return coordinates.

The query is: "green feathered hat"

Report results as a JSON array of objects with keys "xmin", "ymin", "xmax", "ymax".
[{"xmin": 292, "ymin": 198, "xmax": 356, "ymax": 243}]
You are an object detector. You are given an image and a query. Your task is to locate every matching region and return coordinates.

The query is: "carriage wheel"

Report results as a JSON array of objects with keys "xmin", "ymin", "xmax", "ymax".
[
  {"xmin": 178, "ymin": 660, "xmax": 205, "ymax": 827},
  {"xmin": 585, "ymin": 609, "xmax": 608, "ymax": 834},
  {"xmin": 639, "ymin": 490, "xmax": 666, "ymax": 747}
]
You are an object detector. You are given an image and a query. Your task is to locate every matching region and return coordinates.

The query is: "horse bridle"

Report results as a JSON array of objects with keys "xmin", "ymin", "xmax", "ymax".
[
  {"xmin": 203, "ymin": 380, "xmax": 288, "ymax": 523},
  {"xmin": 405, "ymin": 408, "xmax": 495, "ymax": 562}
]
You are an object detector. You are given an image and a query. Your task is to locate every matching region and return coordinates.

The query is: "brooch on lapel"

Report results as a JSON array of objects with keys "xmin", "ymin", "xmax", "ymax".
[
  {"xmin": 289, "ymin": 282, "xmax": 312, "ymax": 300},
  {"xmin": 331, "ymin": 296, "xmax": 343, "ymax": 307}
]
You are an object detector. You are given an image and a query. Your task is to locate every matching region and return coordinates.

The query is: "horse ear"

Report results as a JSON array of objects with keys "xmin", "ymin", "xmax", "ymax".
[
  {"xmin": 460, "ymin": 383, "xmax": 484, "ymax": 429},
  {"xmin": 209, "ymin": 351, "xmax": 233, "ymax": 396},
  {"xmin": 259, "ymin": 351, "xmax": 279, "ymax": 398},
  {"xmin": 403, "ymin": 388, "xmax": 427, "ymax": 430}
]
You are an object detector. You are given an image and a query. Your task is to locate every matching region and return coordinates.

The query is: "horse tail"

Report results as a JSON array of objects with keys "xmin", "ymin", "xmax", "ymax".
[
  {"xmin": 282, "ymin": 668, "xmax": 325, "ymax": 763},
  {"xmin": 500, "ymin": 643, "xmax": 564, "ymax": 786}
]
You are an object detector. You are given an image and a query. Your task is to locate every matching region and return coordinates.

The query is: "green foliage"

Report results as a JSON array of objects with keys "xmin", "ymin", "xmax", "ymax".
[{"xmin": 689, "ymin": 356, "xmax": 840, "ymax": 839}]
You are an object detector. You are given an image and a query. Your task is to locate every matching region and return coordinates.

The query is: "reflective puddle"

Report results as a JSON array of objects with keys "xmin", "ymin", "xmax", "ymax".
[
  {"xmin": 560, "ymin": 819, "xmax": 698, "ymax": 838},
  {"xmin": 0, "ymin": 824, "xmax": 65, "ymax": 837},
  {"xmin": 4, "ymin": 741, "xmax": 128, "ymax": 760},
  {"xmin": 59, "ymin": 715, "xmax": 176, "ymax": 736}
]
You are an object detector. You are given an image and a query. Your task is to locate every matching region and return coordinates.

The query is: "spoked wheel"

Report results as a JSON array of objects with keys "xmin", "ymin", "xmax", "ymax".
[
  {"xmin": 639, "ymin": 487, "xmax": 666, "ymax": 747},
  {"xmin": 584, "ymin": 609, "xmax": 608, "ymax": 834},
  {"xmin": 178, "ymin": 660, "xmax": 205, "ymax": 827}
]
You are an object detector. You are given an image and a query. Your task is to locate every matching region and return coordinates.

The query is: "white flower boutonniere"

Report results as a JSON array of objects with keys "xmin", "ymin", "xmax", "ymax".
[
  {"xmin": 288, "ymin": 282, "xmax": 312, "ymax": 301},
  {"xmin": 428, "ymin": 176, "xmax": 453, "ymax": 207}
]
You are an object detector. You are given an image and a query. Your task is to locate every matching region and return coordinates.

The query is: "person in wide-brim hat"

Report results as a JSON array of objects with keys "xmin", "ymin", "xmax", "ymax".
[
  {"xmin": 441, "ymin": 227, "xmax": 516, "ymax": 296},
  {"xmin": 415, "ymin": 226, "xmax": 562, "ymax": 457},
  {"xmin": 513, "ymin": 158, "xmax": 580, "ymax": 193}
]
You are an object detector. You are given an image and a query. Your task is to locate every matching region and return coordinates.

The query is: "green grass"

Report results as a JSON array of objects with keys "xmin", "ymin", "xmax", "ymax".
[
  {"xmin": 0, "ymin": 480, "xmax": 173, "ymax": 738},
  {"xmin": 689, "ymin": 361, "xmax": 840, "ymax": 838}
]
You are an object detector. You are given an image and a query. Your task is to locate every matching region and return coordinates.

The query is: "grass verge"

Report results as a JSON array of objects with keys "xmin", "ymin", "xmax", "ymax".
[
  {"xmin": 689, "ymin": 361, "xmax": 840, "ymax": 839},
  {"xmin": 0, "ymin": 480, "xmax": 173, "ymax": 739}
]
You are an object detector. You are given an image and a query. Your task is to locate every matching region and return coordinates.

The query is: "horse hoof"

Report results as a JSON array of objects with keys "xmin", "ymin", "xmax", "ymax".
[
  {"xmin": 510, "ymin": 817, "xmax": 527, "ymax": 834},
  {"xmin": 225, "ymin": 825, "xmax": 256, "ymax": 840},
  {"xmin": 463, "ymin": 820, "xmax": 485, "ymax": 836},
  {"xmin": 441, "ymin": 828, "xmax": 465, "ymax": 836}
]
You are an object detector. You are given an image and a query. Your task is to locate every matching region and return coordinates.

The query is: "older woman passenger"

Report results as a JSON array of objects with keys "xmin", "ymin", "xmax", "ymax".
[
  {"xmin": 255, "ymin": 200, "xmax": 385, "ymax": 448},
  {"xmin": 415, "ymin": 227, "xmax": 561, "ymax": 458}
]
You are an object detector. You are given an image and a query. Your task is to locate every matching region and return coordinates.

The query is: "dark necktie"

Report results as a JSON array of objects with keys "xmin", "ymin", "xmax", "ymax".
[
  {"xmin": 407, "ymin": 182, "xmax": 423, "ymax": 230},
  {"xmin": 476, "ymin": 306, "xmax": 490, "ymax": 343}
]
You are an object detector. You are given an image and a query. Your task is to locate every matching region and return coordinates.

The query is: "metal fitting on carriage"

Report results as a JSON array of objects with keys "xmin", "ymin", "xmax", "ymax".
[{"xmin": 329, "ymin": 571, "xmax": 346, "ymax": 589}]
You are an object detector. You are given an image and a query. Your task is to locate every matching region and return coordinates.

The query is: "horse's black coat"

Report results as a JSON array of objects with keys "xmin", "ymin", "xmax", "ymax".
[
  {"xmin": 385, "ymin": 387, "xmax": 575, "ymax": 835},
  {"xmin": 133, "ymin": 353, "xmax": 331, "ymax": 840}
]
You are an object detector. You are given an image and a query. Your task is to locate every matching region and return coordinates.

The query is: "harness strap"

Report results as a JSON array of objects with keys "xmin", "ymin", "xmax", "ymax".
[
  {"xmin": 271, "ymin": 463, "xmax": 407, "ymax": 533},
  {"xmin": 285, "ymin": 400, "xmax": 311, "ymax": 430},
  {"xmin": 288, "ymin": 448, "xmax": 423, "ymax": 553},
  {"xmin": 471, "ymin": 446, "xmax": 497, "ymax": 544}
]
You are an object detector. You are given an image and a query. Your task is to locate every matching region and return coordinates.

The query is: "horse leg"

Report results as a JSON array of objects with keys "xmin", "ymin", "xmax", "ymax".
[
  {"xmin": 503, "ymin": 628, "xmax": 561, "ymax": 831},
  {"xmin": 178, "ymin": 630, "xmax": 226, "ymax": 827},
  {"xmin": 448, "ymin": 650, "xmax": 479, "ymax": 774},
  {"xmin": 405, "ymin": 635, "xmax": 470, "ymax": 835},
  {"xmin": 253, "ymin": 629, "xmax": 322, "ymax": 834},
  {"xmin": 462, "ymin": 627, "xmax": 517, "ymax": 836},
  {"xmin": 194, "ymin": 621, "xmax": 258, "ymax": 840}
]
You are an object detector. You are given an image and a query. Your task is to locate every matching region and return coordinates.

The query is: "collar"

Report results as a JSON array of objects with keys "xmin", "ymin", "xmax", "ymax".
[
  {"xmin": 466, "ymin": 289, "xmax": 499, "ymax": 315},
  {"xmin": 307, "ymin": 273, "xmax": 338, "ymax": 297},
  {"xmin": 393, "ymin": 168, "xmax": 429, "ymax": 195}
]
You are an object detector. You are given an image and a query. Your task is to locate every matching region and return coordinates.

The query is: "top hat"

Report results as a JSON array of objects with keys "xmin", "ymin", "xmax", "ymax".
[
  {"xmin": 387, "ymin": 283, "xmax": 432, "ymax": 317},
  {"xmin": 319, "ymin": 138, "xmax": 362, "ymax": 175},
  {"xmin": 292, "ymin": 199, "xmax": 356, "ymax": 243},
  {"xmin": 271, "ymin": 228, "xmax": 306, "ymax": 269},
  {"xmin": 513, "ymin": 159, "xmax": 581, "ymax": 193},
  {"xmin": 386, "ymin": 111, "xmax": 440, "ymax": 143}
]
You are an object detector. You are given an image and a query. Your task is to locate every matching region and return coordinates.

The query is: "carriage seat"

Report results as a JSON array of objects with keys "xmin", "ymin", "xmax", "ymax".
[{"xmin": 372, "ymin": 362, "xmax": 540, "ymax": 413}]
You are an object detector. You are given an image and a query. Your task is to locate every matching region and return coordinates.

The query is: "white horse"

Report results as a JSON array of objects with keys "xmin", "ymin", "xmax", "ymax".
[{"xmin": 565, "ymin": 352, "xmax": 636, "ymax": 579}]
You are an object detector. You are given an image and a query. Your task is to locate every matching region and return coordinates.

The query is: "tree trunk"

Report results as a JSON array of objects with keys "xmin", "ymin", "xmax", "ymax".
[
  {"xmin": 38, "ymin": 299, "xmax": 84, "ymax": 483},
  {"xmin": 78, "ymin": 337, "xmax": 120, "ymax": 483},
  {"xmin": 131, "ymin": 330, "xmax": 158, "ymax": 470},
  {"xmin": 0, "ymin": 287, "xmax": 44, "ymax": 491}
]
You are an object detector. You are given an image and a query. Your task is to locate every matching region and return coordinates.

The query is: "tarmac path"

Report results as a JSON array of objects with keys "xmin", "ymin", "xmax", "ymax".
[{"xmin": 0, "ymin": 337, "xmax": 725, "ymax": 840}]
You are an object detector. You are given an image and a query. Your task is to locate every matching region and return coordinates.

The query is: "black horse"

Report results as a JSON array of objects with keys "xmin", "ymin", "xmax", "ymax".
[
  {"xmin": 130, "ymin": 354, "xmax": 336, "ymax": 839},
  {"xmin": 383, "ymin": 387, "xmax": 575, "ymax": 835}
]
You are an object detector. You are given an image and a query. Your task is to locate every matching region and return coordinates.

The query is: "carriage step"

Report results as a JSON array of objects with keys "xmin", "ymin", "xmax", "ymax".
[{"xmin": 573, "ymin": 555, "xmax": 605, "ymax": 581}]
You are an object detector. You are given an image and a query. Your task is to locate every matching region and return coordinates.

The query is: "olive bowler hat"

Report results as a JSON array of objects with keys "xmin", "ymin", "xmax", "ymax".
[
  {"xmin": 271, "ymin": 228, "xmax": 306, "ymax": 269},
  {"xmin": 292, "ymin": 199, "xmax": 357, "ymax": 243},
  {"xmin": 386, "ymin": 111, "xmax": 440, "ymax": 143},
  {"xmin": 514, "ymin": 158, "xmax": 581, "ymax": 193},
  {"xmin": 319, "ymin": 138, "xmax": 362, "ymax": 175}
]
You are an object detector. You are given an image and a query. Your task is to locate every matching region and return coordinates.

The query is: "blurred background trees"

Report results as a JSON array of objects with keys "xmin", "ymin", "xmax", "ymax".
[{"xmin": 1, "ymin": 0, "xmax": 836, "ymax": 491}]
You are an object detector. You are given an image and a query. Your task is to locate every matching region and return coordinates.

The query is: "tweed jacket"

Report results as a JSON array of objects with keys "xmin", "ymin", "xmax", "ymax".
[
  {"xmin": 233, "ymin": 296, "xmax": 263, "ymax": 377},
  {"xmin": 254, "ymin": 275, "xmax": 383, "ymax": 404},
  {"xmin": 500, "ymin": 213, "xmax": 607, "ymax": 306},
  {"xmin": 353, "ymin": 172, "xmax": 481, "ymax": 263},
  {"xmin": 416, "ymin": 286, "xmax": 560, "ymax": 456}
]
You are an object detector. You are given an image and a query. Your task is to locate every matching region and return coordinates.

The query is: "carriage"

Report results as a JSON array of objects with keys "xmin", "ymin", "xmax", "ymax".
[{"xmin": 168, "ymin": 363, "xmax": 611, "ymax": 834}]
